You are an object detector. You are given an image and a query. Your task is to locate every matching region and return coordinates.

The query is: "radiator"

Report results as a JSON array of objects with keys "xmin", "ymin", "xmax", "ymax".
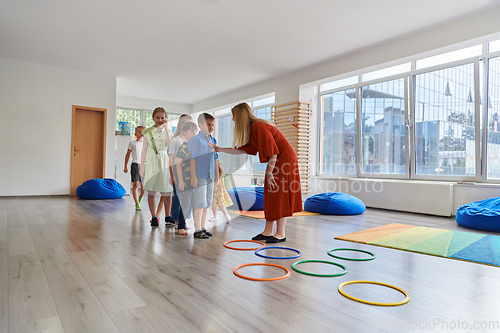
[{"xmin": 311, "ymin": 178, "xmax": 454, "ymax": 217}]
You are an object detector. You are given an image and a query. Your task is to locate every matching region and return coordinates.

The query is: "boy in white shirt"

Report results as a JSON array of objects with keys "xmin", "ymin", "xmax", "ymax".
[{"xmin": 124, "ymin": 126, "xmax": 146, "ymax": 210}]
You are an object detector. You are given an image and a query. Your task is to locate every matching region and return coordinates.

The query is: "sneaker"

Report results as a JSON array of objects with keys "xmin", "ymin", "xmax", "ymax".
[
  {"xmin": 165, "ymin": 216, "xmax": 176, "ymax": 226},
  {"xmin": 135, "ymin": 203, "xmax": 141, "ymax": 211},
  {"xmin": 202, "ymin": 228, "xmax": 213, "ymax": 237},
  {"xmin": 150, "ymin": 217, "xmax": 159, "ymax": 227},
  {"xmin": 194, "ymin": 230, "xmax": 209, "ymax": 239}
]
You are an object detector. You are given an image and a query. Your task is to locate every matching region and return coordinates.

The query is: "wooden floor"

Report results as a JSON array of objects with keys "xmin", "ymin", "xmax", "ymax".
[{"xmin": 1, "ymin": 196, "xmax": 500, "ymax": 333}]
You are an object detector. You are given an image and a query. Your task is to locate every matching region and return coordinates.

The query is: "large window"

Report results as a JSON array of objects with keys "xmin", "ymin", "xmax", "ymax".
[
  {"xmin": 360, "ymin": 78, "xmax": 406, "ymax": 175},
  {"xmin": 318, "ymin": 38, "xmax": 500, "ymax": 182},
  {"xmin": 414, "ymin": 63, "xmax": 476, "ymax": 177}
]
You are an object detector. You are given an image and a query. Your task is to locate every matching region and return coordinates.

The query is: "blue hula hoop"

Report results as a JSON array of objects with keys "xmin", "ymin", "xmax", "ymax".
[{"xmin": 255, "ymin": 246, "xmax": 302, "ymax": 259}]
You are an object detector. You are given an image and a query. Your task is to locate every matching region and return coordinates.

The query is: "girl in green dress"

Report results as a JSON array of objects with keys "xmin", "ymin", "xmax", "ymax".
[{"xmin": 140, "ymin": 107, "xmax": 173, "ymax": 227}]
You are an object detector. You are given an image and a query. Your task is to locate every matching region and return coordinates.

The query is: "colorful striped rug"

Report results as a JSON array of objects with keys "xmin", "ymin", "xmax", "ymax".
[{"xmin": 335, "ymin": 223, "xmax": 500, "ymax": 267}]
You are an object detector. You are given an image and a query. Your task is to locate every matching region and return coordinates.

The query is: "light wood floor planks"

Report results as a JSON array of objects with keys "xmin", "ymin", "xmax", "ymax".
[{"xmin": 1, "ymin": 195, "xmax": 500, "ymax": 333}]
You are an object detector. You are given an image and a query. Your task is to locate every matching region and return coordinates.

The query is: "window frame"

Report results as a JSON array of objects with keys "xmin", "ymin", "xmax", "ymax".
[
  {"xmin": 356, "ymin": 73, "xmax": 410, "ymax": 180},
  {"xmin": 483, "ymin": 48, "xmax": 500, "ymax": 182},
  {"xmin": 410, "ymin": 56, "xmax": 481, "ymax": 182}
]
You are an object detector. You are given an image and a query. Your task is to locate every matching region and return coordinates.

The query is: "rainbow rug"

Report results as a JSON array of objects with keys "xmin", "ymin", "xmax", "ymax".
[
  {"xmin": 335, "ymin": 223, "xmax": 500, "ymax": 267},
  {"xmin": 230, "ymin": 210, "xmax": 320, "ymax": 219}
]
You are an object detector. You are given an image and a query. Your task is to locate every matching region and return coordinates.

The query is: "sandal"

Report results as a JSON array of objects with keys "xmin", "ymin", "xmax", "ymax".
[{"xmin": 194, "ymin": 230, "xmax": 209, "ymax": 239}]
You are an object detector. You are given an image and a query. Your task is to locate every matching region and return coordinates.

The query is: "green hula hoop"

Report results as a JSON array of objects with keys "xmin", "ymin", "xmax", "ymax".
[
  {"xmin": 291, "ymin": 260, "xmax": 347, "ymax": 277},
  {"xmin": 327, "ymin": 248, "xmax": 376, "ymax": 261}
]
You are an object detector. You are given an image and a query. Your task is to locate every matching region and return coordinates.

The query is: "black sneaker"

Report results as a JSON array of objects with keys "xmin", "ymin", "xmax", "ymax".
[
  {"xmin": 194, "ymin": 230, "xmax": 209, "ymax": 239},
  {"xmin": 151, "ymin": 217, "xmax": 159, "ymax": 227},
  {"xmin": 202, "ymin": 229, "xmax": 213, "ymax": 237},
  {"xmin": 165, "ymin": 216, "xmax": 176, "ymax": 226}
]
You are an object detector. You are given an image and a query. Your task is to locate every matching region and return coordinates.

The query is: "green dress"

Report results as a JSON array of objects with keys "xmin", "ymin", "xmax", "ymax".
[{"xmin": 142, "ymin": 126, "xmax": 173, "ymax": 193}]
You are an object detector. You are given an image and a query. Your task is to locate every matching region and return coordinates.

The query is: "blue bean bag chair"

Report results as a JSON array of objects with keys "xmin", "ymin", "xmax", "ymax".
[
  {"xmin": 304, "ymin": 192, "xmax": 365, "ymax": 215},
  {"xmin": 456, "ymin": 197, "xmax": 500, "ymax": 232},
  {"xmin": 76, "ymin": 178, "xmax": 126, "ymax": 200},
  {"xmin": 227, "ymin": 187, "xmax": 264, "ymax": 211}
]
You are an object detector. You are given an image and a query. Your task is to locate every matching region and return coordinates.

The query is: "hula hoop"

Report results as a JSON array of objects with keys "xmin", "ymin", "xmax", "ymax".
[
  {"xmin": 223, "ymin": 240, "xmax": 266, "ymax": 251},
  {"xmin": 233, "ymin": 263, "xmax": 291, "ymax": 281},
  {"xmin": 254, "ymin": 246, "xmax": 301, "ymax": 259},
  {"xmin": 338, "ymin": 280, "xmax": 410, "ymax": 306},
  {"xmin": 291, "ymin": 260, "xmax": 347, "ymax": 277},
  {"xmin": 327, "ymin": 248, "xmax": 376, "ymax": 261}
]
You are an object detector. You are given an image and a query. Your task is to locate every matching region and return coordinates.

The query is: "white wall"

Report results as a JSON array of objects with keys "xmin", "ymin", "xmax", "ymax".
[
  {"xmin": 0, "ymin": 58, "xmax": 116, "ymax": 196},
  {"xmin": 116, "ymin": 95, "xmax": 192, "ymax": 114},
  {"xmin": 193, "ymin": 7, "xmax": 500, "ymax": 111}
]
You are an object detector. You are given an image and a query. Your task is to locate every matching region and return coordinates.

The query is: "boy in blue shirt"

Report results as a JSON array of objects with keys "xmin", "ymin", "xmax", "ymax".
[{"xmin": 188, "ymin": 113, "xmax": 220, "ymax": 239}]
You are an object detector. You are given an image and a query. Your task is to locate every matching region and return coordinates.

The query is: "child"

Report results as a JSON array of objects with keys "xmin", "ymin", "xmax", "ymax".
[
  {"xmin": 169, "ymin": 114, "xmax": 193, "ymax": 227},
  {"xmin": 123, "ymin": 126, "xmax": 146, "ymax": 210},
  {"xmin": 209, "ymin": 160, "xmax": 233, "ymax": 223},
  {"xmin": 187, "ymin": 113, "xmax": 219, "ymax": 238},
  {"xmin": 140, "ymin": 107, "xmax": 173, "ymax": 227},
  {"xmin": 175, "ymin": 121, "xmax": 199, "ymax": 235}
]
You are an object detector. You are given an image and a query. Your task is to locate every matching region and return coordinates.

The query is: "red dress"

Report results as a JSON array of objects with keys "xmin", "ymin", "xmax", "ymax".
[{"xmin": 239, "ymin": 121, "xmax": 302, "ymax": 221}]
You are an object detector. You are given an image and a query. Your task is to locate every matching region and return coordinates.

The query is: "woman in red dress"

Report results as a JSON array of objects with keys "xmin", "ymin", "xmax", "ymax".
[{"xmin": 213, "ymin": 102, "xmax": 302, "ymax": 243}]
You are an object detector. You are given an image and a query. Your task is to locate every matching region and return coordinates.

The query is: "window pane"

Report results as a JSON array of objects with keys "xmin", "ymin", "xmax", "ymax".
[
  {"xmin": 360, "ymin": 79, "xmax": 406, "ymax": 175},
  {"xmin": 487, "ymin": 56, "xmax": 500, "ymax": 179},
  {"xmin": 214, "ymin": 115, "xmax": 249, "ymax": 173},
  {"xmin": 320, "ymin": 88, "xmax": 357, "ymax": 175},
  {"xmin": 320, "ymin": 76, "xmax": 358, "ymax": 92},
  {"xmin": 362, "ymin": 63, "xmax": 411, "ymax": 82},
  {"xmin": 415, "ymin": 45, "xmax": 481, "ymax": 70},
  {"xmin": 252, "ymin": 96, "xmax": 275, "ymax": 108},
  {"xmin": 414, "ymin": 63, "xmax": 476, "ymax": 176},
  {"xmin": 489, "ymin": 40, "xmax": 500, "ymax": 53},
  {"xmin": 252, "ymin": 106, "xmax": 273, "ymax": 172},
  {"xmin": 116, "ymin": 108, "xmax": 141, "ymax": 135}
]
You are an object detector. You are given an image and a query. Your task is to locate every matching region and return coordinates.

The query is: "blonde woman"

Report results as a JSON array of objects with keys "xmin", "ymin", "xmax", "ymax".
[{"xmin": 212, "ymin": 102, "xmax": 302, "ymax": 243}]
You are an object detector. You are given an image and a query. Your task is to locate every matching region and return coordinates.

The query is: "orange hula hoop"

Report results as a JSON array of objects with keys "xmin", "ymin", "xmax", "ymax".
[
  {"xmin": 233, "ymin": 263, "xmax": 291, "ymax": 281},
  {"xmin": 223, "ymin": 240, "xmax": 266, "ymax": 251}
]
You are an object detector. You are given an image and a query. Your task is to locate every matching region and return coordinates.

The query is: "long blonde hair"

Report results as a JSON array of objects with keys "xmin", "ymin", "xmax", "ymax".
[
  {"xmin": 232, "ymin": 102, "xmax": 273, "ymax": 148},
  {"xmin": 173, "ymin": 114, "xmax": 193, "ymax": 137}
]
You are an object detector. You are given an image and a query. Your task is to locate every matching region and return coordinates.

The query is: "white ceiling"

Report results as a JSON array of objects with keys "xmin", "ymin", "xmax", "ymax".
[{"xmin": 1, "ymin": 0, "xmax": 500, "ymax": 104}]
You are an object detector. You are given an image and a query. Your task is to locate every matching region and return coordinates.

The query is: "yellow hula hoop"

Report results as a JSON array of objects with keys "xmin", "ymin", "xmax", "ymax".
[{"xmin": 338, "ymin": 280, "xmax": 410, "ymax": 306}]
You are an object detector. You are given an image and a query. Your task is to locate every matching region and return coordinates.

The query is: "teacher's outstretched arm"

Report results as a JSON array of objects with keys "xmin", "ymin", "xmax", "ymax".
[{"xmin": 211, "ymin": 144, "xmax": 246, "ymax": 155}]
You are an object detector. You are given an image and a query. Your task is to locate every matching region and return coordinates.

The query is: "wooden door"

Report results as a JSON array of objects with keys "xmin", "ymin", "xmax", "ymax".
[{"xmin": 70, "ymin": 105, "xmax": 107, "ymax": 196}]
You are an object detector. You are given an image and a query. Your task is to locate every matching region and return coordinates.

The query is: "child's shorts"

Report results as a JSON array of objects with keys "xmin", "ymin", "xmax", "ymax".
[
  {"xmin": 193, "ymin": 177, "xmax": 214, "ymax": 209},
  {"xmin": 131, "ymin": 163, "xmax": 143, "ymax": 182}
]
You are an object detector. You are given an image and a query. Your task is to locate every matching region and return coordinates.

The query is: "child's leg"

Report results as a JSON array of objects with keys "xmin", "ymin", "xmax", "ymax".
[
  {"xmin": 201, "ymin": 207, "xmax": 209, "ymax": 229},
  {"xmin": 162, "ymin": 192, "xmax": 172, "ymax": 216},
  {"xmin": 139, "ymin": 181, "xmax": 145, "ymax": 200},
  {"xmin": 219, "ymin": 205, "xmax": 228, "ymax": 216},
  {"xmin": 156, "ymin": 195, "xmax": 165, "ymax": 217},
  {"xmin": 209, "ymin": 206, "xmax": 218, "ymax": 221},
  {"xmin": 148, "ymin": 191, "xmax": 157, "ymax": 217},
  {"xmin": 171, "ymin": 185, "xmax": 180, "ymax": 221},
  {"xmin": 219, "ymin": 205, "xmax": 231, "ymax": 223},
  {"xmin": 193, "ymin": 208, "xmax": 203, "ymax": 230},
  {"xmin": 177, "ymin": 190, "xmax": 188, "ymax": 234},
  {"xmin": 132, "ymin": 181, "xmax": 140, "ymax": 205}
]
